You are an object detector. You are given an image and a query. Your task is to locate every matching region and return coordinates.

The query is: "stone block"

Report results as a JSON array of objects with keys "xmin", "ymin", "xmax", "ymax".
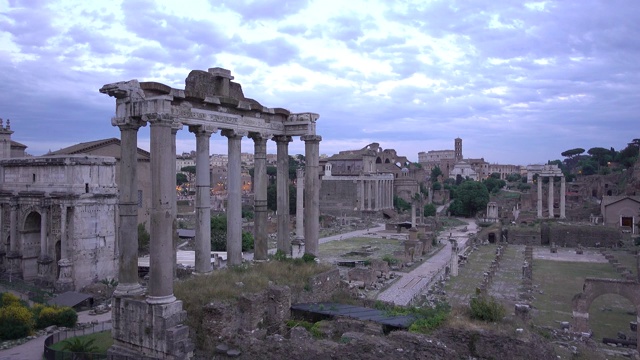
[{"xmin": 348, "ymin": 268, "xmax": 376, "ymax": 286}]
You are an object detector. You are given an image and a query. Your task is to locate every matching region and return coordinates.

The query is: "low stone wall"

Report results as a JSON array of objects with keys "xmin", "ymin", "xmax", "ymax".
[
  {"xmin": 506, "ymin": 226, "xmax": 541, "ymax": 245},
  {"xmin": 545, "ymin": 223, "xmax": 620, "ymax": 247},
  {"xmin": 199, "ymin": 268, "xmax": 343, "ymax": 353}
]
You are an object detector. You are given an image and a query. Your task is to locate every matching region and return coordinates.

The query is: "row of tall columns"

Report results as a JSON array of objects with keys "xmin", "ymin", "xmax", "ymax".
[
  {"xmin": 113, "ymin": 114, "xmax": 322, "ymax": 302},
  {"xmin": 536, "ymin": 176, "xmax": 566, "ymax": 219},
  {"xmin": 358, "ymin": 179, "xmax": 393, "ymax": 211}
]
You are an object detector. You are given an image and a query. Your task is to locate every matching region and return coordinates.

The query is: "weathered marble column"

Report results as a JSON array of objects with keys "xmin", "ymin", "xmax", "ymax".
[
  {"xmin": 560, "ymin": 176, "xmax": 566, "ymax": 219},
  {"xmin": 375, "ymin": 180, "xmax": 380, "ymax": 210},
  {"xmin": 39, "ymin": 206, "xmax": 48, "ymax": 257},
  {"xmin": 359, "ymin": 180, "xmax": 365, "ymax": 210},
  {"xmin": 411, "ymin": 202, "xmax": 416, "ymax": 227},
  {"xmin": 250, "ymin": 133, "xmax": 269, "ymax": 260},
  {"xmin": 224, "ymin": 130, "xmax": 244, "ymax": 266},
  {"xmin": 146, "ymin": 113, "xmax": 176, "ymax": 304},
  {"xmin": 56, "ymin": 205, "xmax": 73, "ymax": 291},
  {"xmin": 274, "ymin": 135, "xmax": 292, "ymax": 254},
  {"xmin": 6, "ymin": 200, "xmax": 20, "ymax": 278},
  {"xmin": 190, "ymin": 125, "xmax": 215, "ymax": 275},
  {"xmin": 171, "ymin": 122, "xmax": 182, "ymax": 278},
  {"xmin": 113, "ymin": 118, "xmax": 145, "ymax": 297},
  {"xmin": 537, "ymin": 177, "xmax": 543, "ymax": 218},
  {"xmin": 548, "ymin": 177, "xmax": 554, "ymax": 219},
  {"xmin": 294, "ymin": 168, "xmax": 305, "ymax": 245},
  {"xmin": 302, "ymin": 135, "xmax": 321, "ymax": 256},
  {"xmin": 367, "ymin": 180, "xmax": 372, "ymax": 210}
]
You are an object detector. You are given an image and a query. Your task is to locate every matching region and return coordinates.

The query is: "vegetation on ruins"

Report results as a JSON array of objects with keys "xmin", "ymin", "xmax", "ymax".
[
  {"xmin": 483, "ymin": 174, "xmax": 506, "ymax": 194},
  {"xmin": 468, "ymin": 296, "xmax": 505, "ymax": 322},
  {"xmin": 393, "ymin": 195, "xmax": 411, "ymax": 212},
  {"xmin": 554, "ymin": 138, "xmax": 639, "ymax": 177},
  {"xmin": 174, "ymin": 260, "xmax": 333, "ymax": 347},
  {"xmin": 0, "ymin": 292, "xmax": 77, "ymax": 341},
  {"xmin": 373, "ymin": 301, "xmax": 451, "ymax": 334},
  {"xmin": 176, "ymin": 172, "xmax": 188, "ymax": 186},
  {"xmin": 430, "ymin": 166, "xmax": 443, "ymax": 182},
  {"xmin": 423, "ymin": 203, "xmax": 436, "ymax": 217}
]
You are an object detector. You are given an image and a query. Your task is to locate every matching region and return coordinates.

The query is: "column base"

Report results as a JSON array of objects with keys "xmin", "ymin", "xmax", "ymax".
[
  {"xmin": 147, "ymin": 294, "xmax": 177, "ymax": 305},
  {"xmin": 110, "ymin": 296, "xmax": 193, "ymax": 360},
  {"xmin": 113, "ymin": 282, "xmax": 145, "ymax": 297}
]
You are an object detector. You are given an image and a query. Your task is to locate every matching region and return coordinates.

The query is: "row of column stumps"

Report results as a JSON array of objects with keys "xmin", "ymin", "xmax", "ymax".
[
  {"xmin": 475, "ymin": 243, "xmax": 507, "ymax": 296},
  {"xmin": 113, "ymin": 116, "xmax": 322, "ymax": 302},
  {"xmin": 600, "ymin": 249, "xmax": 638, "ymax": 282},
  {"xmin": 536, "ymin": 175, "xmax": 566, "ymax": 219}
]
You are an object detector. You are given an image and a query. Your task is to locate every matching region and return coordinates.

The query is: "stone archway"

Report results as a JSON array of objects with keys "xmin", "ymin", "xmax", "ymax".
[
  {"xmin": 572, "ymin": 278, "xmax": 640, "ymax": 351},
  {"xmin": 21, "ymin": 211, "xmax": 41, "ymax": 279}
]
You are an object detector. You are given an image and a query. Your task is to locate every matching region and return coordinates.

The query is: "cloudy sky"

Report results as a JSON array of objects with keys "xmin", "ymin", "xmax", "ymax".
[{"xmin": 1, "ymin": 0, "xmax": 638, "ymax": 165}]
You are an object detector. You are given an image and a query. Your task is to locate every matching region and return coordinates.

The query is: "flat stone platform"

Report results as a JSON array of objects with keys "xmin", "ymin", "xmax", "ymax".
[{"xmin": 291, "ymin": 302, "xmax": 415, "ymax": 329}]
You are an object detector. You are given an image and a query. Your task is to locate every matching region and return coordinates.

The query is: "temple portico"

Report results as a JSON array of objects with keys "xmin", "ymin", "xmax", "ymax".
[
  {"xmin": 532, "ymin": 164, "xmax": 565, "ymax": 219},
  {"xmin": 100, "ymin": 67, "xmax": 320, "ymax": 359}
]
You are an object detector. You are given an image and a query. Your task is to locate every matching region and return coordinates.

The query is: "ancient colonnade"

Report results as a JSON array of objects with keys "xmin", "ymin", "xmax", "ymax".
[
  {"xmin": 101, "ymin": 68, "xmax": 320, "ymax": 359},
  {"xmin": 359, "ymin": 178, "xmax": 394, "ymax": 211},
  {"xmin": 535, "ymin": 167, "xmax": 566, "ymax": 219}
]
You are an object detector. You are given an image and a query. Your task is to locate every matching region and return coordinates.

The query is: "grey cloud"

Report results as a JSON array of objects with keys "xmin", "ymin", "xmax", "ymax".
[
  {"xmin": 235, "ymin": 37, "xmax": 299, "ymax": 66},
  {"xmin": 214, "ymin": 0, "xmax": 312, "ymax": 21}
]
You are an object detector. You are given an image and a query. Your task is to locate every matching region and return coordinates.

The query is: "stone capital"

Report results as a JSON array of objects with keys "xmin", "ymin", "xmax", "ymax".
[
  {"xmin": 142, "ymin": 113, "xmax": 173, "ymax": 126},
  {"xmin": 112, "ymin": 116, "xmax": 146, "ymax": 131},
  {"xmin": 273, "ymin": 135, "xmax": 292, "ymax": 144},
  {"xmin": 221, "ymin": 129, "xmax": 247, "ymax": 139},
  {"xmin": 248, "ymin": 132, "xmax": 272, "ymax": 142},
  {"xmin": 171, "ymin": 121, "xmax": 183, "ymax": 134},
  {"xmin": 301, "ymin": 135, "xmax": 322, "ymax": 143},
  {"xmin": 188, "ymin": 124, "xmax": 217, "ymax": 137}
]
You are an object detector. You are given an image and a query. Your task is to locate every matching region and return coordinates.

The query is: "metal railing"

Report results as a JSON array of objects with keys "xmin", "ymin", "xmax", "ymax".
[{"xmin": 43, "ymin": 322, "xmax": 158, "ymax": 360}]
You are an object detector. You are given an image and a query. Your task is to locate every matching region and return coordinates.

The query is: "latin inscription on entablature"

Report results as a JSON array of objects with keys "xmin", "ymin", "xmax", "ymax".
[{"xmin": 172, "ymin": 108, "xmax": 285, "ymax": 133}]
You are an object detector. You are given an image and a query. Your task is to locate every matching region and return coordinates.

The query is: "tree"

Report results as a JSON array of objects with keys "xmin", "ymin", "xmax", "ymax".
[
  {"xmin": 448, "ymin": 180, "xmax": 489, "ymax": 217},
  {"xmin": 561, "ymin": 148, "xmax": 585, "ymax": 158},
  {"xmin": 423, "ymin": 203, "xmax": 436, "ymax": 217},
  {"xmin": 489, "ymin": 172, "xmax": 501, "ymax": 179},
  {"xmin": 430, "ymin": 166, "xmax": 443, "ymax": 182},
  {"xmin": 266, "ymin": 184, "xmax": 296, "ymax": 214},
  {"xmin": 483, "ymin": 177, "xmax": 506, "ymax": 194},
  {"xmin": 60, "ymin": 337, "xmax": 99, "ymax": 359},
  {"xmin": 432, "ymin": 182, "xmax": 442, "ymax": 191},
  {"xmin": 506, "ymin": 173, "xmax": 521, "ymax": 182},
  {"xmin": 210, "ymin": 215, "xmax": 254, "ymax": 252},
  {"xmin": 587, "ymin": 147, "xmax": 612, "ymax": 166},
  {"xmin": 393, "ymin": 196, "xmax": 411, "ymax": 212},
  {"xmin": 176, "ymin": 173, "xmax": 188, "ymax": 186},
  {"xmin": 180, "ymin": 166, "xmax": 197, "ymax": 192}
]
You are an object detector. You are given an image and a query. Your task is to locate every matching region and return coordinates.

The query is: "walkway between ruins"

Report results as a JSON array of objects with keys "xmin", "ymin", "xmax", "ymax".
[
  {"xmin": 0, "ymin": 310, "xmax": 112, "ymax": 360},
  {"xmin": 376, "ymin": 219, "xmax": 477, "ymax": 306}
]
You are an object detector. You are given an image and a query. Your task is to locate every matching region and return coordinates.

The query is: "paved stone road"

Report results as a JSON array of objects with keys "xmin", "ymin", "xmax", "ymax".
[{"xmin": 377, "ymin": 219, "xmax": 478, "ymax": 306}]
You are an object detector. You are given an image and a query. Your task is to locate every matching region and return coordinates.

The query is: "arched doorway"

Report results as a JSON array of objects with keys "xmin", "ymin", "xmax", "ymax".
[
  {"xmin": 21, "ymin": 211, "xmax": 41, "ymax": 279},
  {"xmin": 488, "ymin": 233, "xmax": 496, "ymax": 244},
  {"xmin": 573, "ymin": 278, "xmax": 640, "ymax": 351}
]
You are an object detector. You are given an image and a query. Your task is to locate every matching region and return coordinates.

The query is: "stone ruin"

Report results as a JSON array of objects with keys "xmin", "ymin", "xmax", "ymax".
[{"xmin": 100, "ymin": 67, "xmax": 321, "ymax": 359}]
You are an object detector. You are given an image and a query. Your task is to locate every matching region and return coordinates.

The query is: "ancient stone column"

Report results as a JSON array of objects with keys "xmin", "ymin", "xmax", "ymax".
[
  {"xmin": 548, "ymin": 177, "xmax": 554, "ymax": 219},
  {"xmin": 359, "ymin": 179, "xmax": 365, "ymax": 210},
  {"xmin": 274, "ymin": 135, "xmax": 292, "ymax": 254},
  {"xmin": 537, "ymin": 177, "xmax": 543, "ymax": 218},
  {"xmin": 56, "ymin": 205, "xmax": 73, "ymax": 291},
  {"xmin": 302, "ymin": 135, "xmax": 321, "ymax": 256},
  {"xmin": 6, "ymin": 200, "xmax": 20, "ymax": 278},
  {"xmin": 190, "ymin": 125, "xmax": 215, "ymax": 275},
  {"xmin": 39, "ymin": 205, "xmax": 48, "ymax": 257},
  {"xmin": 224, "ymin": 130, "xmax": 244, "ymax": 266},
  {"xmin": 411, "ymin": 202, "xmax": 416, "ymax": 227},
  {"xmin": 375, "ymin": 179, "xmax": 380, "ymax": 210},
  {"xmin": 250, "ymin": 133, "xmax": 269, "ymax": 261},
  {"xmin": 146, "ymin": 113, "xmax": 176, "ymax": 304},
  {"xmin": 37, "ymin": 203, "xmax": 52, "ymax": 281},
  {"xmin": 560, "ymin": 176, "xmax": 566, "ymax": 219},
  {"xmin": 113, "ymin": 118, "xmax": 145, "ymax": 297},
  {"xmin": 368, "ymin": 181, "xmax": 373, "ymax": 210},
  {"xmin": 450, "ymin": 240, "xmax": 458, "ymax": 276},
  {"xmin": 294, "ymin": 168, "xmax": 304, "ymax": 245},
  {"xmin": 171, "ymin": 122, "xmax": 182, "ymax": 278}
]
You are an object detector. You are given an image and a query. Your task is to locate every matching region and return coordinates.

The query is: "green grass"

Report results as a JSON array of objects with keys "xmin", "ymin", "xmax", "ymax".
[
  {"xmin": 49, "ymin": 331, "xmax": 112, "ymax": 353},
  {"xmin": 318, "ymin": 236, "xmax": 403, "ymax": 261},
  {"xmin": 445, "ymin": 244, "xmax": 500, "ymax": 306},
  {"xmin": 531, "ymin": 259, "xmax": 632, "ymax": 339}
]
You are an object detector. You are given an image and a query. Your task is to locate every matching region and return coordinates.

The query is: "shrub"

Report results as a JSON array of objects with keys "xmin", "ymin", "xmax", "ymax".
[
  {"xmin": 0, "ymin": 304, "xmax": 34, "ymax": 340},
  {"xmin": 0, "ymin": 292, "xmax": 21, "ymax": 308},
  {"xmin": 382, "ymin": 255, "xmax": 400, "ymax": 266},
  {"xmin": 469, "ymin": 296, "xmax": 505, "ymax": 322},
  {"xmin": 138, "ymin": 223, "xmax": 150, "ymax": 254},
  {"xmin": 301, "ymin": 253, "xmax": 316, "ymax": 263},
  {"xmin": 35, "ymin": 306, "xmax": 77, "ymax": 329}
]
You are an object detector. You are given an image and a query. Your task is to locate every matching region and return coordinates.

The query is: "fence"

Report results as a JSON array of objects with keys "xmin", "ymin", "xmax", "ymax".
[{"xmin": 43, "ymin": 322, "xmax": 159, "ymax": 360}]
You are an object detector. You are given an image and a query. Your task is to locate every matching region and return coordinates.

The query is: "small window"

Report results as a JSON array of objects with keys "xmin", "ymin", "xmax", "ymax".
[
  {"xmin": 32, "ymin": 174, "xmax": 36, "ymax": 182},
  {"xmin": 85, "ymin": 183, "xmax": 89, "ymax": 193}
]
